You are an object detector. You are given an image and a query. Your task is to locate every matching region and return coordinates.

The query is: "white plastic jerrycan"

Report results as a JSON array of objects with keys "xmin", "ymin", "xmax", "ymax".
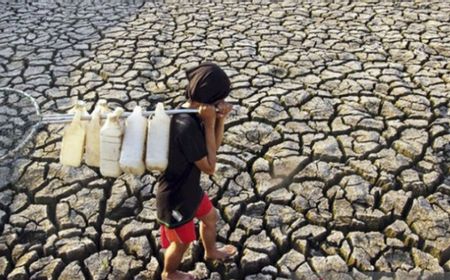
[
  {"xmin": 60, "ymin": 108, "xmax": 86, "ymax": 167},
  {"xmin": 119, "ymin": 106, "xmax": 147, "ymax": 175},
  {"xmin": 100, "ymin": 107, "xmax": 124, "ymax": 178},
  {"xmin": 85, "ymin": 100, "xmax": 110, "ymax": 167},
  {"xmin": 146, "ymin": 103, "xmax": 171, "ymax": 172}
]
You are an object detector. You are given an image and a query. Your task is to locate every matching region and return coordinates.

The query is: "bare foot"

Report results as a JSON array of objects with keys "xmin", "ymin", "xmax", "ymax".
[
  {"xmin": 162, "ymin": 270, "xmax": 196, "ymax": 280},
  {"xmin": 204, "ymin": 244, "xmax": 237, "ymax": 261}
]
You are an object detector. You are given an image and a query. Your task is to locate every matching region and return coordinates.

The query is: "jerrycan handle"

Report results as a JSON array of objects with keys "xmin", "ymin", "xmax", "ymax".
[
  {"xmin": 72, "ymin": 109, "xmax": 82, "ymax": 123},
  {"xmin": 154, "ymin": 103, "xmax": 167, "ymax": 119},
  {"xmin": 109, "ymin": 107, "xmax": 124, "ymax": 121},
  {"xmin": 132, "ymin": 106, "xmax": 143, "ymax": 116}
]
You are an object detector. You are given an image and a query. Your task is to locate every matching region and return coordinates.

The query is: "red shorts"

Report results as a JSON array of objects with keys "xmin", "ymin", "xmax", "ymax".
[{"xmin": 160, "ymin": 193, "xmax": 213, "ymax": 248}]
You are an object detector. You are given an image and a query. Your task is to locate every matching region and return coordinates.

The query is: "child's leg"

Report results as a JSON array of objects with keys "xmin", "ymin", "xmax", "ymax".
[
  {"xmin": 195, "ymin": 194, "xmax": 237, "ymax": 260},
  {"xmin": 198, "ymin": 207, "xmax": 237, "ymax": 260},
  {"xmin": 198, "ymin": 206, "xmax": 218, "ymax": 255},
  {"xmin": 162, "ymin": 241, "xmax": 194, "ymax": 280},
  {"xmin": 160, "ymin": 222, "xmax": 197, "ymax": 280}
]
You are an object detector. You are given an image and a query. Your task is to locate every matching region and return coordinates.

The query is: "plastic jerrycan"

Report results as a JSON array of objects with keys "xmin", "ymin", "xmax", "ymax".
[
  {"xmin": 146, "ymin": 103, "xmax": 171, "ymax": 171},
  {"xmin": 119, "ymin": 106, "xmax": 147, "ymax": 175},
  {"xmin": 60, "ymin": 107, "xmax": 86, "ymax": 167},
  {"xmin": 100, "ymin": 107, "xmax": 124, "ymax": 178},
  {"xmin": 85, "ymin": 100, "xmax": 110, "ymax": 167}
]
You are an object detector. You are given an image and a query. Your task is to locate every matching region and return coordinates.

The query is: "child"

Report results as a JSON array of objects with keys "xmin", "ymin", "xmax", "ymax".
[{"xmin": 157, "ymin": 62, "xmax": 237, "ymax": 280}]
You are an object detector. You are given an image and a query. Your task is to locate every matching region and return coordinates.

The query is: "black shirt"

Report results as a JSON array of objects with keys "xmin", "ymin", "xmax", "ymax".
[{"xmin": 156, "ymin": 113, "xmax": 207, "ymax": 228}]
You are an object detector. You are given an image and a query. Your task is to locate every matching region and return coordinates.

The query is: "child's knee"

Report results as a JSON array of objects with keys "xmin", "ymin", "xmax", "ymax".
[
  {"xmin": 202, "ymin": 208, "xmax": 218, "ymax": 227},
  {"xmin": 171, "ymin": 240, "xmax": 191, "ymax": 252}
]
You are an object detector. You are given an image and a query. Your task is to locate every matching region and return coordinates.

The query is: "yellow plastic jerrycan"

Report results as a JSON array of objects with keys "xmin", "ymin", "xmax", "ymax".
[
  {"xmin": 85, "ymin": 100, "xmax": 110, "ymax": 167},
  {"xmin": 120, "ymin": 106, "xmax": 147, "ymax": 176},
  {"xmin": 100, "ymin": 107, "xmax": 124, "ymax": 178},
  {"xmin": 146, "ymin": 103, "xmax": 171, "ymax": 172},
  {"xmin": 60, "ymin": 107, "xmax": 86, "ymax": 167}
]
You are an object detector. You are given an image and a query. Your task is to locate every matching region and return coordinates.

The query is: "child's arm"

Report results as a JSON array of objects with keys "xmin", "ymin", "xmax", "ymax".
[
  {"xmin": 195, "ymin": 105, "xmax": 217, "ymax": 175},
  {"xmin": 214, "ymin": 101, "xmax": 232, "ymax": 150},
  {"xmin": 215, "ymin": 118, "xmax": 225, "ymax": 151}
]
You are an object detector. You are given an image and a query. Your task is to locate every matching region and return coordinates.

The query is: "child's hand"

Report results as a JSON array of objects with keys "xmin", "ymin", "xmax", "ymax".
[
  {"xmin": 198, "ymin": 104, "xmax": 216, "ymax": 127},
  {"xmin": 216, "ymin": 101, "xmax": 232, "ymax": 119}
]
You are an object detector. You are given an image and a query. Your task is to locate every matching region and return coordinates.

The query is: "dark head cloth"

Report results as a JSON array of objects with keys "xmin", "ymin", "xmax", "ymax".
[{"xmin": 185, "ymin": 62, "xmax": 231, "ymax": 104}]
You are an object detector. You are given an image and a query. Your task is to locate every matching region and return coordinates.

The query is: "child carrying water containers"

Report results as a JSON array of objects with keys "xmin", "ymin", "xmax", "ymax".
[
  {"xmin": 59, "ymin": 62, "xmax": 235, "ymax": 280},
  {"xmin": 156, "ymin": 63, "xmax": 236, "ymax": 280}
]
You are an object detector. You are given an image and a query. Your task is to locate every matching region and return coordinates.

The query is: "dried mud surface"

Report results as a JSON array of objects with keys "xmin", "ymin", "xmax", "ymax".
[{"xmin": 0, "ymin": 0, "xmax": 449, "ymax": 279}]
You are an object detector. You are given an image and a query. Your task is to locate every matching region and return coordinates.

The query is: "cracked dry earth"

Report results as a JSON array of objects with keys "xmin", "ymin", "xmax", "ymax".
[{"xmin": 0, "ymin": 0, "xmax": 450, "ymax": 279}]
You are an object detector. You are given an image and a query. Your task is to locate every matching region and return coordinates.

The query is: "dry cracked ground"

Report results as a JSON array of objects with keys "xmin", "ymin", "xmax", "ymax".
[{"xmin": 0, "ymin": 0, "xmax": 450, "ymax": 279}]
